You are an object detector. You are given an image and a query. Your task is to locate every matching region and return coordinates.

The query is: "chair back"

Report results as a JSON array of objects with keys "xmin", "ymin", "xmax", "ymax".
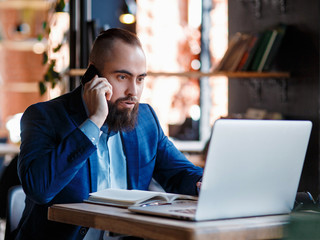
[{"xmin": 4, "ymin": 185, "xmax": 25, "ymax": 240}]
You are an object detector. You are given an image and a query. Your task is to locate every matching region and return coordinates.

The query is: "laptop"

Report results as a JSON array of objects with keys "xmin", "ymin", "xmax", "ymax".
[{"xmin": 129, "ymin": 119, "xmax": 312, "ymax": 221}]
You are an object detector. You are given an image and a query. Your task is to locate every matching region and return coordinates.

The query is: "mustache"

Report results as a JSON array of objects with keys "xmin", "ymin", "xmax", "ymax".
[{"xmin": 116, "ymin": 96, "xmax": 138, "ymax": 104}]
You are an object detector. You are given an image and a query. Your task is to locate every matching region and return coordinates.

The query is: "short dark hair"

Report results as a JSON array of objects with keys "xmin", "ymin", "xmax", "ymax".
[
  {"xmin": 96, "ymin": 28, "xmax": 142, "ymax": 47},
  {"xmin": 89, "ymin": 28, "xmax": 142, "ymax": 69}
]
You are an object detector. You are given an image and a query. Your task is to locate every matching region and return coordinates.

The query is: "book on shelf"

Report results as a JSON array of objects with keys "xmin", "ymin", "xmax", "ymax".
[
  {"xmin": 257, "ymin": 29, "xmax": 278, "ymax": 72},
  {"xmin": 236, "ymin": 34, "xmax": 259, "ymax": 71},
  {"xmin": 249, "ymin": 30, "xmax": 273, "ymax": 71},
  {"xmin": 240, "ymin": 32, "xmax": 262, "ymax": 71},
  {"xmin": 214, "ymin": 32, "xmax": 241, "ymax": 71},
  {"xmin": 85, "ymin": 188, "xmax": 198, "ymax": 208},
  {"xmin": 216, "ymin": 24, "xmax": 287, "ymax": 73},
  {"xmin": 262, "ymin": 24, "xmax": 287, "ymax": 71},
  {"xmin": 215, "ymin": 32, "xmax": 252, "ymax": 72}
]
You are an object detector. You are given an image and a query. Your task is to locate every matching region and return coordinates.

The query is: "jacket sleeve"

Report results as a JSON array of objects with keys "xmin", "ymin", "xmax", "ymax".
[
  {"xmin": 18, "ymin": 103, "xmax": 96, "ymax": 204},
  {"xmin": 145, "ymin": 105, "xmax": 203, "ymax": 195}
]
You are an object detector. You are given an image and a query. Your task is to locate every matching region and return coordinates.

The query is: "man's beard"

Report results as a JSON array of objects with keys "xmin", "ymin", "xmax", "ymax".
[{"xmin": 105, "ymin": 97, "xmax": 139, "ymax": 132}]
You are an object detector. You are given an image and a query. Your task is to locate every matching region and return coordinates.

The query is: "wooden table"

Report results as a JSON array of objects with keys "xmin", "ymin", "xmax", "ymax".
[
  {"xmin": 0, "ymin": 143, "xmax": 19, "ymax": 156},
  {"xmin": 48, "ymin": 203, "xmax": 289, "ymax": 240}
]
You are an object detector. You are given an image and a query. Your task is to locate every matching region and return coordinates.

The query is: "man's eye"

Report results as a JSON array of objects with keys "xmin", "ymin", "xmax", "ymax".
[
  {"xmin": 137, "ymin": 77, "xmax": 145, "ymax": 82},
  {"xmin": 118, "ymin": 75, "xmax": 127, "ymax": 80}
]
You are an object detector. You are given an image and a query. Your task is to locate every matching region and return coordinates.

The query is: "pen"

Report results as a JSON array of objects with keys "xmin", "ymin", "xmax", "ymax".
[{"xmin": 140, "ymin": 201, "xmax": 172, "ymax": 207}]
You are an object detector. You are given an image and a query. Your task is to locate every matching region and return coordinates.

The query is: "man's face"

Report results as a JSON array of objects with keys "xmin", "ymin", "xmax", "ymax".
[{"xmin": 101, "ymin": 40, "xmax": 147, "ymax": 131}]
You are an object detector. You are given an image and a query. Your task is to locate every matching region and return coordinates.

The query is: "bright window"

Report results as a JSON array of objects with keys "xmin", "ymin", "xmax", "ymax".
[{"xmin": 136, "ymin": 0, "xmax": 228, "ymax": 149}]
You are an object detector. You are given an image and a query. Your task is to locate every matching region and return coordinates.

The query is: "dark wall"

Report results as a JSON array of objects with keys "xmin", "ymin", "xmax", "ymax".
[
  {"xmin": 92, "ymin": 0, "xmax": 135, "ymax": 33},
  {"xmin": 228, "ymin": 0, "xmax": 320, "ymax": 196},
  {"xmin": 92, "ymin": 0, "xmax": 123, "ymax": 31}
]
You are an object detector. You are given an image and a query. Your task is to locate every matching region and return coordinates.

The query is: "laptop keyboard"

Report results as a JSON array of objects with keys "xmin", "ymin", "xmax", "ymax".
[{"xmin": 170, "ymin": 208, "xmax": 197, "ymax": 214}]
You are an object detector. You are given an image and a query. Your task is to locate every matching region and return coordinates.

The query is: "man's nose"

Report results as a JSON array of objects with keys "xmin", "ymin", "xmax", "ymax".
[{"xmin": 125, "ymin": 81, "xmax": 138, "ymax": 96}]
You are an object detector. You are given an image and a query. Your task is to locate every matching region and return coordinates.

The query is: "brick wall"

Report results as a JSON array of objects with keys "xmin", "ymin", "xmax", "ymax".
[{"xmin": 0, "ymin": 7, "xmax": 49, "ymax": 140}]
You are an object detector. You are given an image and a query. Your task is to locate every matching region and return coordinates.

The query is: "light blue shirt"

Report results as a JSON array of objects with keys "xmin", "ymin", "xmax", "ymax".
[
  {"xmin": 80, "ymin": 93, "xmax": 128, "ymax": 239},
  {"xmin": 79, "ymin": 91, "xmax": 127, "ymax": 191},
  {"xmin": 97, "ymin": 126, "xmax": 127, "ymax": 190}
]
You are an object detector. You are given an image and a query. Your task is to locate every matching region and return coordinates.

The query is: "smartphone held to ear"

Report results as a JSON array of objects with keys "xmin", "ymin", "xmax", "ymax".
[{"xmin": 81, "ymin": 65, "xmax": 100, "ymax": 86}]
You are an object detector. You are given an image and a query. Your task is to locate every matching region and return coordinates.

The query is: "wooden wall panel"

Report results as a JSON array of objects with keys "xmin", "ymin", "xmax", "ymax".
[{"xmin": 228, "ymin": 0, "xmax": 320, "ymax": 196}]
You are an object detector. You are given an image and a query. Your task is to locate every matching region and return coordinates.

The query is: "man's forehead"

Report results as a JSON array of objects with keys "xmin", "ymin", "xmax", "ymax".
[{"xmin": 103, "ymin": 40, "xmax": 144, "ymax": 59}]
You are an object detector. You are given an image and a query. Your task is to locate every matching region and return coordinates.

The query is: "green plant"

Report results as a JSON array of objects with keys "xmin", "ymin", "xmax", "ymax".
[{"xmin": 38, "ymin": 0, "xmax": 66, "ymax": 95}]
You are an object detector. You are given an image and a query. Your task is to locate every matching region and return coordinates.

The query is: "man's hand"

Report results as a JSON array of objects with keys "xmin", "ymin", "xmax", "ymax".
[
  {"xmin": 83, "ymin": 75, "xmax": 113, "ymax": 128},
  {"xmin": 196, "ymin": 181, "xmax": 202, "ymax": 194}
]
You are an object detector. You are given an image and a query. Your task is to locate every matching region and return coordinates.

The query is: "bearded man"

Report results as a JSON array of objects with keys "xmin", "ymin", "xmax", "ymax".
[{"xmin": 15, "ymin": 28, "xmax": 203, "ymax": 240}]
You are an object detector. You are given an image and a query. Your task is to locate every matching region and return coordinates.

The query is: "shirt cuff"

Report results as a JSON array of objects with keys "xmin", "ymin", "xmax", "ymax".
[{"xmin": 79, "ymin": 119, "xmax": 100, "ymax": 145}]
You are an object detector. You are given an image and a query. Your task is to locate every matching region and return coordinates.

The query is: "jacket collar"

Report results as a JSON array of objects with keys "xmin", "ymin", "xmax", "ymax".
[
  {"xmin": 67, "ymin": 86, "xmax": 88, "ymax": 127},
  {"xmin": 121, "ymin": 130, "xmax": 140, "ymax": 189}
]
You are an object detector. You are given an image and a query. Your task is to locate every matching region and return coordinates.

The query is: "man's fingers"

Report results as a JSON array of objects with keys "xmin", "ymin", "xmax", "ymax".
[
  {"xmin": 85, "ymin": 76, "xmax": 113, "ymax": 99},
  {"xmin": 196, "ymin": 181, "xmax": 202, "ymax": 193}
]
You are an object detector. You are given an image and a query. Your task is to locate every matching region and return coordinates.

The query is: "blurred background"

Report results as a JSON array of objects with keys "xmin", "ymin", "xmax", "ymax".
[
  {"xmin": 1, "ymin": 0, "xmax": 320, "ymax": 237},
  {"xmin": 1, "ymin": 1, "xmax": 320, "ymax": 197},
  {"xmin": 0, "ymin": 0, "xmax": 228, "ymax": 148}
]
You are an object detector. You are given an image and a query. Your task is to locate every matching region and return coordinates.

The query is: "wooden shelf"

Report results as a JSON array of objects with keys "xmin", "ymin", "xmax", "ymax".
[
  {"xmin": 0, "ymin": 0, "xmax": 54, "ymax": 10},
  {"xmin": 0, "ymin": 39, "xmax": 48, "ymax": 51},
  {"xmin": 2, "ymin": 82, "xmax": 39, "ymax": 93},
  {"xmin": 68, "ymin": 69, "xmax": 290, "ymax": 79},
  {"xmin": 146, "ymin": 71, "xmax": 290, "ymax": 78}
]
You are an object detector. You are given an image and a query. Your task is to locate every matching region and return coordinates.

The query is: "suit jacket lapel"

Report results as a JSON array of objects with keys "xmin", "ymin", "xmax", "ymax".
[
  {"xmin": 67, "ymin": 86, "xmax": 88, "ymax": 126},
  {"xmin": 121, "ymin": 130, "xmax": 140, "ymax": 189},
  {"xmin": 67, "ymin": 86, "xmax": 98, "ymax": 192},
  {"xmin": 88, "ymin": 151, "xmax": 98, "ymax": 192}
]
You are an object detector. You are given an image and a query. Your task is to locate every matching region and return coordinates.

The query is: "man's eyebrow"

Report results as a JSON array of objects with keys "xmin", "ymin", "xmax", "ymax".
[
  {"xmin": 113, "ymin": 70, "xmax": 147, "ymax": 77},
  {"xmin": 139, "ymin": 73, "xmax": 147, "ymax": 77},
  {"xmin": 113, "ymin": 70, "xmax": 132, "ymax": 76}
]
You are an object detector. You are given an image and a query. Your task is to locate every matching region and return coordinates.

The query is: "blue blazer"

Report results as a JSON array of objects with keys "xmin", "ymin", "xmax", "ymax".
[{"xmin": 16, "ymin": 86, "xmax": 203, "ymax": 240}]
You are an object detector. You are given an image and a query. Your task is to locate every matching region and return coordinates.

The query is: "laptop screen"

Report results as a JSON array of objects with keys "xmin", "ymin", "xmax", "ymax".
[{"xmin": 196, "ymin": 119, "xmax": 312, "ymax": 221}]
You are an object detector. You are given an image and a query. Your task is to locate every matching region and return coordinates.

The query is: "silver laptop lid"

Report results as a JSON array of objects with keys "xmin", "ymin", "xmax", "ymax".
[{"xmin": 196, "ymin": 119, "xmax": 312, "ymax": 221}]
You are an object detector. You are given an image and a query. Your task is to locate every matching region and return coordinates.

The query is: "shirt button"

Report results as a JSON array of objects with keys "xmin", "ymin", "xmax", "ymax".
[{"xmin": 79, "ymin": 227, "xmax": 87, "ymax": 235}]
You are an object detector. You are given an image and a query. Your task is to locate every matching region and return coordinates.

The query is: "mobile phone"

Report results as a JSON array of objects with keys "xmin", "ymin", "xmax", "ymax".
[{"xmin": 81, "ymin": 64, "xmax": 100, "ymax": 86}]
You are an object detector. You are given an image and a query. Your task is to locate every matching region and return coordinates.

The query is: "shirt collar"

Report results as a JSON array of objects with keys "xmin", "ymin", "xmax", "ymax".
[{"xmin": 101, "ymin": 125, "xmax": 118, "ymax": 137}]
